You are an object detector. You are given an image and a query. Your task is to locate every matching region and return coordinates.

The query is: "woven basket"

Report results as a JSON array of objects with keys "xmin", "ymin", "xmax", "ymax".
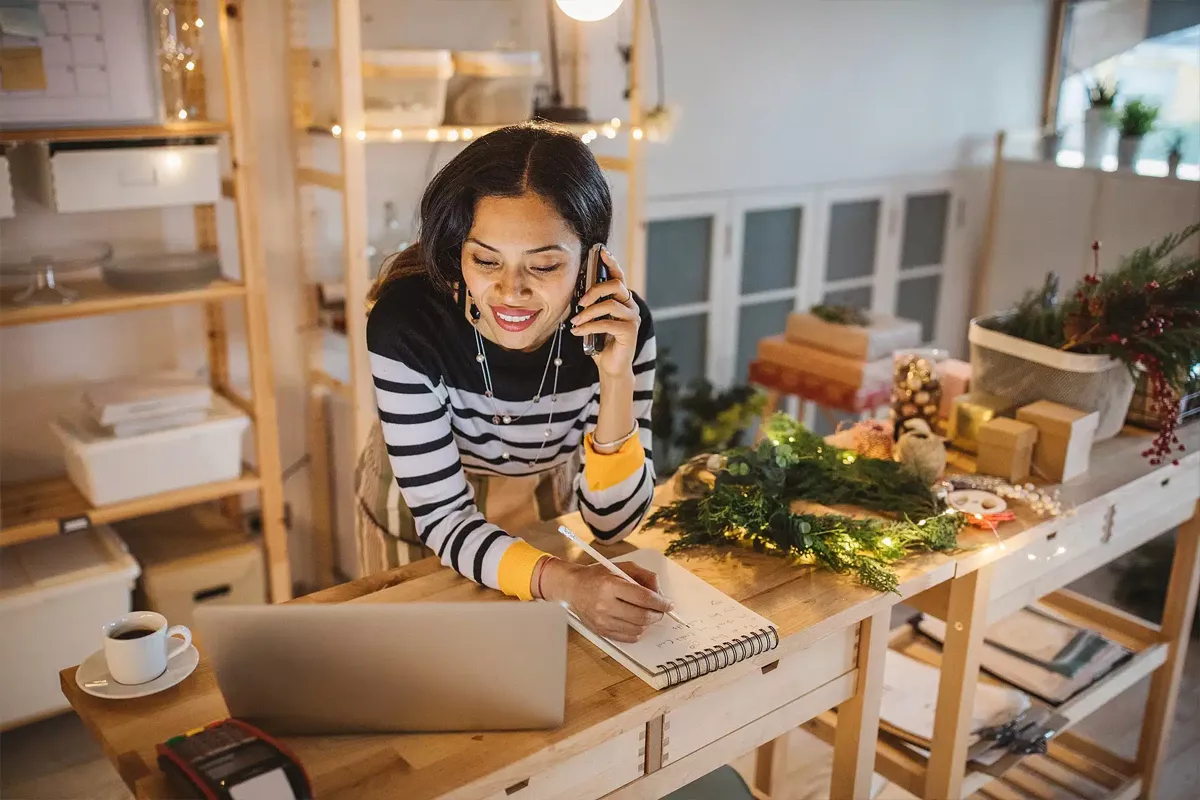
[{"xmin": 969, "ymin": 316, "xmax": 1136, "ymax": 441}]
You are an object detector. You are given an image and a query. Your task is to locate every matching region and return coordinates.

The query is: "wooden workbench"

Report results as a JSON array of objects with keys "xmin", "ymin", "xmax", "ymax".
[
  {"xmin": 58, "ymin": 506, "xmax": 954, "ymax": 800},
  {"xmin": 59, "ymin": 426, "xmax": 1199, "ymax": 800}
]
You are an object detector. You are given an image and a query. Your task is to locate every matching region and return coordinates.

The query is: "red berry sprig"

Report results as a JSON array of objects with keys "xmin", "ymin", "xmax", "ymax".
[{"xmin": 1138, "ymin": 356, "xmax": 1184, "ymax": 467}]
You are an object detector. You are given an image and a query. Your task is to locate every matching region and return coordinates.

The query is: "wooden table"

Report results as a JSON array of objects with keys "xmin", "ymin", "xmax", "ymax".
[
  {"xmin": 809, "ymin": 426, "xmax": 1200, "ymax": 800},
  {"xmin": 59, "ymin": 509, "xmax": 955, "ymax": 800},
  {"xmin": 60, "ymin": 426, "xmax": 1200, "ymax": 800}
]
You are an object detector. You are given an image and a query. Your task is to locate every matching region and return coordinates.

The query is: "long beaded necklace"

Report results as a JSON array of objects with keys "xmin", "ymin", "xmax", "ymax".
[{"xmin": 473, "ymin": 320, "xmax": 565, "ymax": 464}]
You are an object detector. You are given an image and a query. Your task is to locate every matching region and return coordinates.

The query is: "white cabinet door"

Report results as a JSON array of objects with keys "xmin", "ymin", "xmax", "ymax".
[
  {"xmin": 891, "ymin": 177, "xmax": 962, "ymax": 349},
  {"xmin": 809, "ymin": 182, "xmax": 894, "ymax": 316},
  {"xmin": 722, "ymin": 189, "xmax": 817, "ymax": 387},
  {"xmin": 642, "ymin": 196, "xmax": 730, "ymax": 389}
]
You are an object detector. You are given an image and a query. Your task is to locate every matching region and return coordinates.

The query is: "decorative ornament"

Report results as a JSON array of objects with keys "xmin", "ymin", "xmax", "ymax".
[
  {"xmin": 892, "ymin": 350, "xmax": 944, "ymax": 441},
  {"xmin": 851, "ymin": 419, "xmax": 894, "ymax": 460},
  {"xmin": 894, "ymin": 418, "xmax": 948, "ymax": 485}
]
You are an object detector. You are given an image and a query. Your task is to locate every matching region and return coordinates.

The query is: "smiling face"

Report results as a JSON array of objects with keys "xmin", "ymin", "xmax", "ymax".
[{"xmin": 461, "ymin": 193, "xmax": 584, "ymax": 352}]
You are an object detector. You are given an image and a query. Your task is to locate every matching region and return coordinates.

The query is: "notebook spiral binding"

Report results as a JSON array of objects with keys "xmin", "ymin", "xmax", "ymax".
[{"xmin": 656, "ymin": 627, "xmax": 780, "ymax": 687}]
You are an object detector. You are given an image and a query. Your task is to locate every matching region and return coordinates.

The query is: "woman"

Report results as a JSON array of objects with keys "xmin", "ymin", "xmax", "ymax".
[{"xmin": 356, "ymin": 122, "xmax": 668, "ymax": 642}]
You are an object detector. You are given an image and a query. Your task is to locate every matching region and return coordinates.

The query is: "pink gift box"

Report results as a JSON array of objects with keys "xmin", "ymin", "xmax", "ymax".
[{"xmin": 936, "ymin": 358, "xmax": 971, "ymax": 419}]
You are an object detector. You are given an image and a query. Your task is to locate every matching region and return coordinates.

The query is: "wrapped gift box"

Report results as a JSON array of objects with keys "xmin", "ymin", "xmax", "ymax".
[
  {"xmin": 757, "ymin": 336, "xmax": 892, "ymax": 387},
  {"xmin": 784, "ymin": 312, "xmax": 922, "ymax": 362},
  {"xmin": 1017, "ymin": 401, "xmax": 1099, "ymax": 482},
  {"xmin": 749, "ymin": 360, "xmax": 890, "ymax": 413}
]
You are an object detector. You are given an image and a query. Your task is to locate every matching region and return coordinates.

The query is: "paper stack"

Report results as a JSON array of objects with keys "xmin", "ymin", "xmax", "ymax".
[
  {"xmin": 83, "ymin": 373, "xmax": 213, "ymax": 438},
  {"xmin": 918, "ymin": 603, "xmax": 1132, "ymax": 706}
]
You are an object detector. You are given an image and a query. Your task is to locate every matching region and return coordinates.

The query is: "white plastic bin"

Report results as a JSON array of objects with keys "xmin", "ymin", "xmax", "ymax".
[
  {"xmin": 312, "ymin": 49, "xmax": 453, "ymax": 129},
  {"xmin": 0, "ymin": 526, "xmax": 139, "ymax": 728},
  {"xmin": 51, "ymin": 395, "xmax": 250, "ymax": 505},
  {"xmin": 13, "ymin": 142, "xmax": 221, "ymax": 214},
  {"xmin": 445, "ymin": 51, "xmax": 542, "ymax": 125}
]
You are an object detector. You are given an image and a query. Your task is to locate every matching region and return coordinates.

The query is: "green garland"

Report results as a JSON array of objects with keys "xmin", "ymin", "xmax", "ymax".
[
  {"xmin": 810, "ymin": 303, "xmax": 870, "ymax": 326},
  {"xmin": 648, "ymin": 415, "xmax": 962, "ymax": 592}
]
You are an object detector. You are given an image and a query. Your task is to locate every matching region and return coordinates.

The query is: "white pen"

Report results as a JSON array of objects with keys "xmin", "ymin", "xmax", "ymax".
[{"xmin": 556, "ymin": 525, "xmax": 690, "ymax": 627}]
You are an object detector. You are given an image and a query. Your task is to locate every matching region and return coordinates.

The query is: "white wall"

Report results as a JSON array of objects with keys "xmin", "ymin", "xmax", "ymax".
[{"xmin": 596, "ymin": 0, "xmax": 1050, "ymax": 198}]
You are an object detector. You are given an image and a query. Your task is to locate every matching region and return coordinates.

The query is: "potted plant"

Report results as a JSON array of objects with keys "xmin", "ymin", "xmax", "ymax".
[
  {"xmin": 1166, "ymin": 132, "xmax": 1185, "ymax": 178},
  {"xmin": 1117, "ymin": 98, "xmax": 1160, "ymax": 170},
  {"xmin": 972, "ymin": 223, "xmax": 1200, "ymax": 463},
  {"xmin": 1083, "ymin": 79, "xmax": 1117, "ymax": 167}
]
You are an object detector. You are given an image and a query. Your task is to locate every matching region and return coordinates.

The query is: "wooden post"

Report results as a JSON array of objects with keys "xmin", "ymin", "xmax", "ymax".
[
  {"xmin": 1135, "ymin": 503, "xmax": 1200, "ymax": 799},
  {"xmin": 831, "ymin": 609, "xmax": 891, "ymax": 800},
  {"xmin": 925, "ymin": 564, "xmax": 993, "ymax": 800},
  {"xmin": 754, "ymin": 733, "xmax": 789, "ymax": 798},
  {"xmin": 970, "ymin": 131, "xmax": 1006, "ymax": 321},
  {"xmin": 1040, "ymin": 1, "xmax": 1069, "ymax": 131},
  {"xmin": 625, "ymin": 0, "xmax": 645, "ymax": 297},
  {"xmin": 219, "ymin": 0, "xmax": 292, "ymax": 602},
  {"xmin": 333, "ymin": 0, "xmax": 375, "ymax": 456}
]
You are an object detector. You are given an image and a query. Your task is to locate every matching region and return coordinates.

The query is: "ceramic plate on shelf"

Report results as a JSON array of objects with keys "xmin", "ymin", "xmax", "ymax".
[
  {"xmin": 102, "ymin": 252, "xmax": 221, "ymax": 294},
  {"xmin": 75, "ymin": 645, "xmax": 200, "ymax": 700}
]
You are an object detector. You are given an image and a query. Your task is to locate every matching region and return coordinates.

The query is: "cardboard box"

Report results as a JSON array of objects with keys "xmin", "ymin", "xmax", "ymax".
[
  {"xmin": 757, "ymin": 336, "xmax": 893, "ymax": 387},
  {"xmin": 784, "ymin": 312, "xmax": 922, "ymax": 362},
  {"xmin": 976, "ymin": 417, "xmax": 1039, "ymax": 483},
  {"xmin": 114, "ymin": 506, "xmax": 265, "ymax": 630},
  {"xmin": 1016, "ymin": 401, "xmax": 1099, "ymax": 483}
]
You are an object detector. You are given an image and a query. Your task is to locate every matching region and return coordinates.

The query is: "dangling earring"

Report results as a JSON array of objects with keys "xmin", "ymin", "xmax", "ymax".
[{"xmin": 466, "ymin": 288, "xmax": 481, "ymax": 323}]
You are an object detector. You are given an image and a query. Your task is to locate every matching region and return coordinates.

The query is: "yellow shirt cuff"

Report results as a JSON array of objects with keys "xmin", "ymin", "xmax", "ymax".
[
  {"xmin": 497, "ymin": 540, "xmax": 550, "ymax": 601},
  {"xmin": 583, "ymin": 433, "xmax": 645, "ymax": 492}
]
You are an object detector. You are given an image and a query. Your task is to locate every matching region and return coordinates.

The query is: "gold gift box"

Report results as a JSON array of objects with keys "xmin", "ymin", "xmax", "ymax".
[{"xmin": 949, "ymin": 391, "xmax": 1015, "ymax": 453}]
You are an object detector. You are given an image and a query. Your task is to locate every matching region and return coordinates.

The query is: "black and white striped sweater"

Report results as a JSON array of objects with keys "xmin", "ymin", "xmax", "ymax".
[{"xmin": 366, "ymin": 276, "xmax": 657, "ymax": 600}]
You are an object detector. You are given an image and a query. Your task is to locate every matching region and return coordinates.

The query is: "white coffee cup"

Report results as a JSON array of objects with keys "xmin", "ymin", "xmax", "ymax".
[{"xmin": 102, "ymin": 611, "xmax": 192, "ymax": 685}]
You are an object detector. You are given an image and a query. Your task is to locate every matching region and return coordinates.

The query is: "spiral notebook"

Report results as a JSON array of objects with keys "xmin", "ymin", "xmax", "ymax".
[{"xmin": 567, "ymin": 549, "xmax": 779, "ymax": 690}]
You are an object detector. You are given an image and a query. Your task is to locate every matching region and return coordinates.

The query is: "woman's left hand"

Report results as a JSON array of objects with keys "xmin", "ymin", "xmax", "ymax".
[{"xmin": 571, "ymin": 248, "xmax": 640, "ymax": 379}]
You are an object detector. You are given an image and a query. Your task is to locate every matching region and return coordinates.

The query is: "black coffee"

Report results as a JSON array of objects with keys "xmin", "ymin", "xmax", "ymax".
[{"xmin": 111, "ymin": 627, "xmax": 156, "ymax": 641}]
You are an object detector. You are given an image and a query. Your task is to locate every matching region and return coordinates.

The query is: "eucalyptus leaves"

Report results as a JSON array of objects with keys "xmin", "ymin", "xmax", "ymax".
[{"xmin": 649, "ymin": 414, "xmax": 962, "ymax": 592}]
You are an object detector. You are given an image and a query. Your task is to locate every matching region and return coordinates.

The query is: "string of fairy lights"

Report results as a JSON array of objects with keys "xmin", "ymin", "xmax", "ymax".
[{"xmin": 326, "ymin": 117, "xmax": 644, "ymax": 144}]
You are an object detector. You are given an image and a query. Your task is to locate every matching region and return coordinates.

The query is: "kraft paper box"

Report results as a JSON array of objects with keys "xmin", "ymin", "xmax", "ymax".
[
  {"xmin": 756, "ymin": 336, "xmax": 892, "ymax": 388},
  {"xmin": 784, "ymin": 312, "xmax": 922, "ymax": 362},
  {"xmin": 977, "ymin": 417, "xmax": 1038, "ymax": 483},
  {"xmin": 1016, "ymin": 401, "xmax": 1099, "ymax": 483}
]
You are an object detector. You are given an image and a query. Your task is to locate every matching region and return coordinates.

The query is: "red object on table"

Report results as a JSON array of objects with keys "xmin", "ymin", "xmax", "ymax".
[{"xmin": 749, "ymin": 360, "xmax": 891, "ymax": 414}]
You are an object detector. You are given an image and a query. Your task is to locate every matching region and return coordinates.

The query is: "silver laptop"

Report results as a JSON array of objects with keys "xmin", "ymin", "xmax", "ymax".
[{"xmin": 195, "ymin": 602, "xmax": 567, "ymax": 734}]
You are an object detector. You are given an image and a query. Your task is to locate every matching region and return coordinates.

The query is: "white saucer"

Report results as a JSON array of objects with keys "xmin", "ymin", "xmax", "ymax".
[{"xmin": 76, "ymin": 645, "xmax": 200, "ymax": 700}]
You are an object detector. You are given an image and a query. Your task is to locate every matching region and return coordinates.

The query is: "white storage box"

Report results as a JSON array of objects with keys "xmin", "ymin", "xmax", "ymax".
[
  {"xmin": 312, "ymin": 49, "xmax": 453, "ymax": 129},
  {"xmin": 445, "ymin": 51, "xmax": 542, "ymax": 125},
  {"xmin": 0, "ymin": 152, "xmax": 14, "ymax": 218},
  {"xmin": 0, "ymin": 526, "xmax": 139, "ymax": 728},
  {"xmin": 51, "ymin": 395, "xmax": 250, "ymax": 506},
  {"xmin": 17, "ymin": 143, "xmax": 220, "ymax": 214}
]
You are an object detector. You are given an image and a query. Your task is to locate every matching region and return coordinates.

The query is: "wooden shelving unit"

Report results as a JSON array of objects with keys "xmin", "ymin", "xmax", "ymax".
[
  {"xmin": 286, "ymin": 0, "xmax": 648, "ymax": 586},
  {"xmin": 0, "ymin": 120, "xmax": 231, "ymax": 144},
  {"xmin": 0, "ymin": 279, "xmax": 246, "ymax": 328},
  {"xmin": 0, "ymin": 1, "xmax": 292, "ymax": 602},
  {"xmin": 0, "ymin": 471, "xmax": 262, "ymax": 548}
]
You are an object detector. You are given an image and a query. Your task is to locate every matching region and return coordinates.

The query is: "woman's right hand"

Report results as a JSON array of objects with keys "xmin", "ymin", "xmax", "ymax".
[{"xmin": 539, "ymin": 558, "xmax": 672, "ymax": 643}]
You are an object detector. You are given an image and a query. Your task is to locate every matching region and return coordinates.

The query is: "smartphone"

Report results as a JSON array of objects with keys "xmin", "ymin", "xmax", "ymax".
[{"xmin": 580, "ymin": 243, "xmax": 609, "ymax": 357}]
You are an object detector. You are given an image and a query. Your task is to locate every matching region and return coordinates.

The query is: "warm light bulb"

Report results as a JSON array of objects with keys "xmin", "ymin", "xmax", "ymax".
[
  {"xmin": 185, "ymin": 61, "xmax": 195, "ymax": 71},
  {"xmin": 462, "ymin": 128, "xmax": 473, "ymax": 140},
  {"xmin": 177, "ymin": 108, "xmax": 188, "ymax": 119},
  {"xmin": 632, "ymin": 127, "xmax": 644, "ymax": 140},
  {"xmin": 181, "ymin": 22, "xmax": 189, "ymax": 31},
  {"xmin": 426, "ymin": 129, "xmax": 439, "ymax": 141},
  {"xmin": 554, "ymin": 0, "xmax": 624, "ymax": 22},
  {"xmin": 331, "ymin": 124, "xmax": 342, "ymax": 137},
  {"xmin": 194, "ymin": 17, "xmax": 204, "ymax": 27},
  {"xmin": 355, "ymin": 130, "xmax": 366, "ymax": 141},
  {"xmin": 881, "ymin": 538, "xmax": 893, "ymax": 547},
  {"xmin": 446, "ymin": 129, "xmax": 460, "ymax": 142},
  {"xmin": 164, "ymin": 152, "xmax": 182, "ymax": 171},
  {"xmin": 610, "ymin": 117, "xmax": 621, "ymax": 128},
  {"xmin": 391, "ymin": 128, "xmax": 402, "ymax": 140}
]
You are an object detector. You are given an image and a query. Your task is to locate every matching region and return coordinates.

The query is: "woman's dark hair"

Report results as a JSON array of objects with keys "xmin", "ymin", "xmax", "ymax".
[{"xmin": 370, "ymin": 122, "xmax": 612, "ymax": 302}]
